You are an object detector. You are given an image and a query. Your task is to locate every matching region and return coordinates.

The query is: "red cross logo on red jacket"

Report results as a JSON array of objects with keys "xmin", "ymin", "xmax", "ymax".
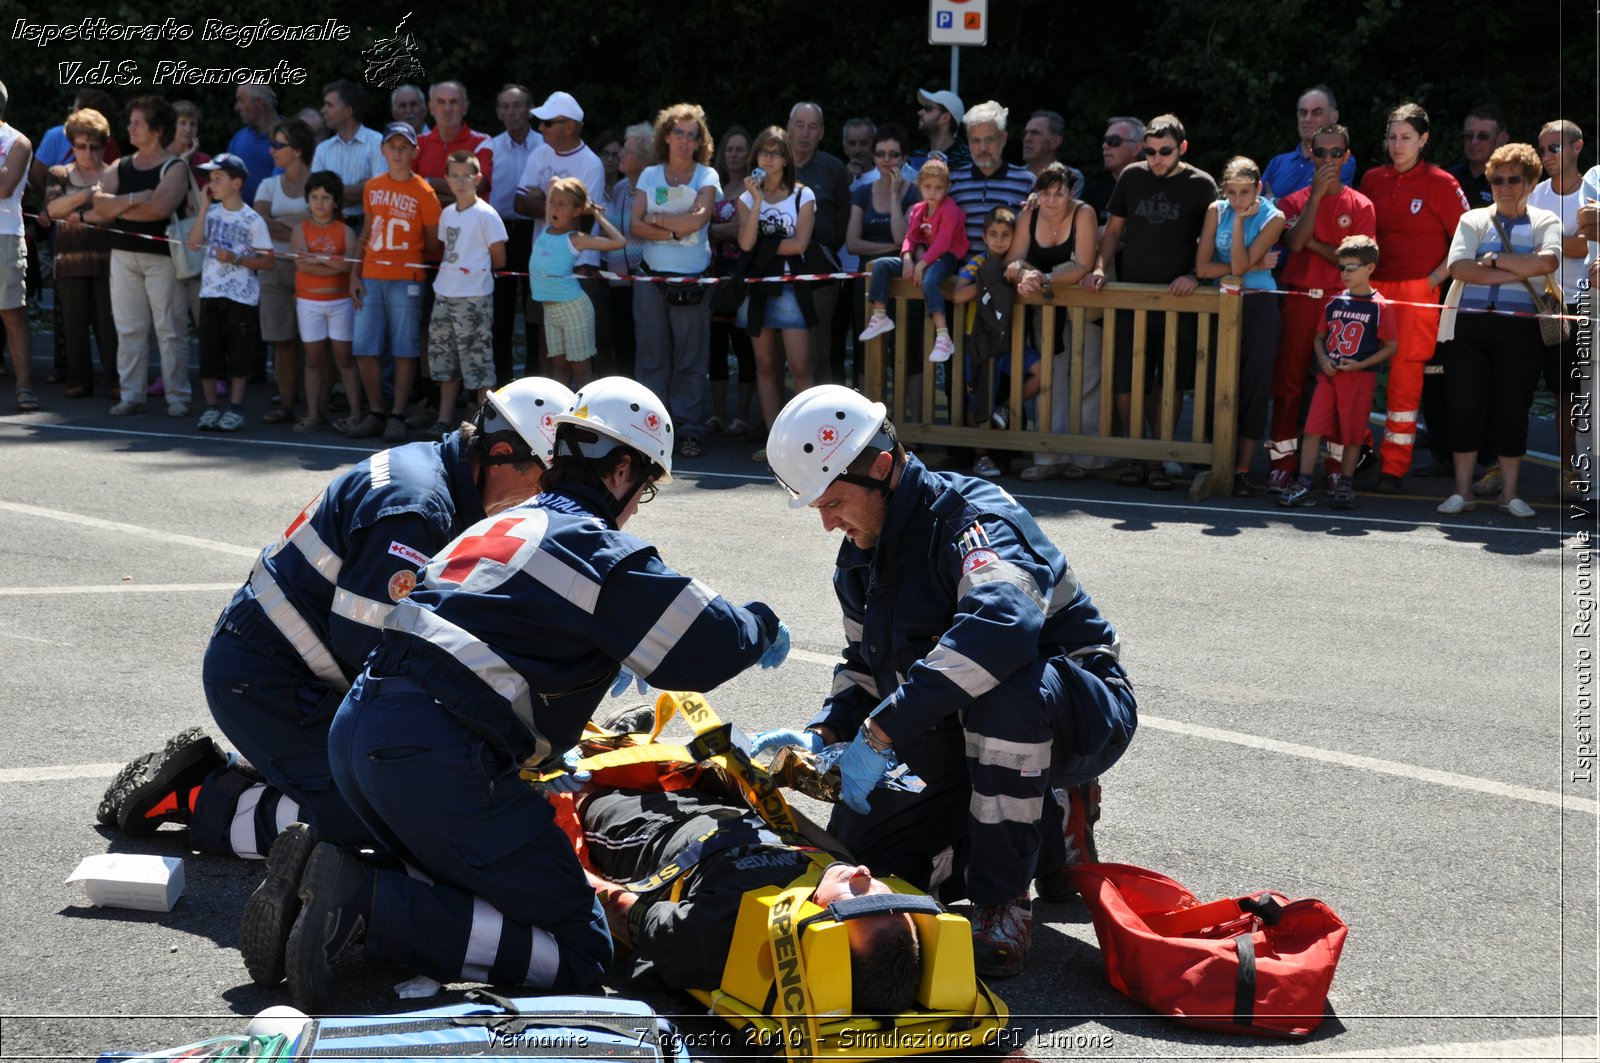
[{"xmin": 437, "ymin": 517, "xmax": 528, "ymax": 583}]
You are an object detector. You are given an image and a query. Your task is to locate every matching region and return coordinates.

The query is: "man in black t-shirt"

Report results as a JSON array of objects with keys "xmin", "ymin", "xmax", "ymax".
[
  {"xmin": 1082, "ymin": 114, "xmax": 1216, "ymax": 472},
  {"xmin": 577, "ymin": 786, "xmax": 921, "ymax": 1013}
]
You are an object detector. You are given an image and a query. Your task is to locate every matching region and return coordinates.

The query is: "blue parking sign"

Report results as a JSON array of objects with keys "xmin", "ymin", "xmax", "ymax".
[{"xmin": 936, "ymin": 11, "xmax": 952, "ymax": 27}]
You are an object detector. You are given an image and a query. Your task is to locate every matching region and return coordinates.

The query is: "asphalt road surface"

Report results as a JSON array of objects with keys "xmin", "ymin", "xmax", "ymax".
[{"xmin": 1, "ymin": 392, "xmax": 1594, "ymax": 1063}]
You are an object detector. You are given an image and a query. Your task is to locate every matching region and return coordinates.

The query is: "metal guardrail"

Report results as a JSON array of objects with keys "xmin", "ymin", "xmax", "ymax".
[{"xmin": 860, "ymin": 278, "xmax": 1243, "ymax": 498}]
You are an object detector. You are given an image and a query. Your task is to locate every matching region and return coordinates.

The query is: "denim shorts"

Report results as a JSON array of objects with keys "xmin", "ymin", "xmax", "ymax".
[
  {"xmin": 736, "ymin": 285, "xmax": 806, "ymax": 332},
  {"xmin": 353, "ymin": 277, "xmax": 422, "ymax": 358}
]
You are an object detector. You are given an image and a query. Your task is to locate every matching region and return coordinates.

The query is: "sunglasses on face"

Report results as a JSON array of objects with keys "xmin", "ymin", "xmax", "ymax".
[
  {"xmin": 1337, "ymin": 263, "xmax": 1365, "ymax": 272},
  {"xmin": 270, "ymin": 140, "xmax": 291, "ymax": 150},
  {"xmin": 1311, "ymin": 146, "xmax": 1347, "ymax": 159},
  {"xmin": 1462, "ymin": 131, "xmax": 1495, "ymax": 142},
  {"xmin": 1488, "ymin": 174, "xmax": 1525, "ymax": 186},
  {"xmin": 1103, "ymin": 134, "xmax": 1131, "ymax": 147},
  {"xmin": 669, "ymin": 128, "xmax": 700, "ymax": 142},
  {"xmin": 1539, "ymin": 143, "xmax": 1564, "ymax": 155},
  {"xmin": 72, "ymin": 142, "xmax": 103, "ymax": 151},
  {"xmin": 1142, "ymin": 145, "xmax": 1176, "ymax": 157}
]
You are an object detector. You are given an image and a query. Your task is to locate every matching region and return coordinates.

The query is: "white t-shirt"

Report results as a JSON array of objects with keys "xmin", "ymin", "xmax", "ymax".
[
  {"xmin": 253, "ymin": 173, "xmax": 312, "ymax": 254},
  {"xmin": 199, "ymin": 203, "xmax": 273, "ymax": 304},
  {"xmin": 434, "ymin": 198, "xmax": 509, "ymax": 298},
  {"xmin": 516, "ymin": 142, "xmax": 606, "ymax": 266},
  {"xmin": 1581, "ymin": 165, "xmax": 1600, "ymax": 273},
  {"xmin": 1528, "ymin": 178, "xmax": 1586, "ymax": 305},
  {"xmin": 633, "ymin": 163, "xmax": 720, "ymax": 273},
  {"xmin": 0, "ymin": 124, "xmax": 29, "ymax": 237},
  {"xmin": 738, "ymin": 185, "xmax": 816, "ymax": 246}
]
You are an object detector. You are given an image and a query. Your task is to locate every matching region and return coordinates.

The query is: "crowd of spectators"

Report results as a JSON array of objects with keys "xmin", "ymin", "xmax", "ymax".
[{"xmin": 1, "ymin": 77, "xmax": 1593, "ymax": 509}]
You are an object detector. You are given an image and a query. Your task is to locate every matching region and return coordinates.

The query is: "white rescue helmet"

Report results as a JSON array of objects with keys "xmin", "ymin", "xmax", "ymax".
[
  {"xmin": 767, "ymin": 385, "xmax": 892, "ymax": 508},
  {"xmin": 549, "ymin": 376, "xmax": 675, "ymax": 482},
  {"xmin": 480, "ymin": 377, "xmax": 577, "ymax": 466}
]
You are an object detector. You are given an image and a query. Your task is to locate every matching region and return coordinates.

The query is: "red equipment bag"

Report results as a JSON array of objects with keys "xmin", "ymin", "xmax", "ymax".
[{"xmin": 1070, "ymin": 862, "xmax": 1348, "ymax": 1038}]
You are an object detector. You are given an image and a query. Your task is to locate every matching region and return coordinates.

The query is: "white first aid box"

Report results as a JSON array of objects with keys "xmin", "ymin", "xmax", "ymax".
[{"xmin": 66, "ymin": 854, "xmax": 185, "ymax": 912}]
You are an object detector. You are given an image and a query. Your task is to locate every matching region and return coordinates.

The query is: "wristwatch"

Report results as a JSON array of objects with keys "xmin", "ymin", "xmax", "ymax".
[{"xmin": 1488, "ymin": 252, "xmax": 1499, "ymax": 267}]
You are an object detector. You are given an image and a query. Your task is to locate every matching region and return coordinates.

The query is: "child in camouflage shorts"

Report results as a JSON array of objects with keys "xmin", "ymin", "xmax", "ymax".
[{"xmin": 428, "ymin": 150, "xmax": 508, "ymax": 435}]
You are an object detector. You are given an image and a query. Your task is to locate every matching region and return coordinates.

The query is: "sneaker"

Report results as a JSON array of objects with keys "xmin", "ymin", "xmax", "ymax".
[
  {"xmin": 1325, "ymin": 472, "xmax": 1348, "ymax": 497},
  {"xmin": 1266, "ymin": 469, "xmax": 1294, "ymax": 495},
  {"xmin": 345, "ymin": 412, "xmax": 384, "ymax": 439},
  {"xmin": 859, "ymin": 314, "xmax": 896, "ymax": 342},
  {"xmin": 1279, "ymin": 479, "xmax": 1314, "ymax": 507},
  {"xmin": 285, "ymin": 843, "xmax": 374, "ymax": 1014},
  {"xmin": 196, "ymin": 407, "xmax": 222, "ymax": 431},
  {"xmin": 1498, "ymin": 497, "xmax": 1535, "ymax": 519},
  {"xmin": 990, "ymin": 405, "xmax": 1009, "ymax": 430},
  {"xmin": 1162, "ymin": 460, "xmax": 1184, "ymax": 480},
  {"xmin": 973, "ymin": 455, "xmax": 1002, "ymax": 478},
  {"xmin": 1231, "ymin": 472, "xmax": 1254, "ymax": 497},
  {"xmin": 109, "ymin": 400, "xmax": 145, "ymax": 416},
  {"xmin": 1373, "ymin": 473, "xmax": 1404, "ymax": 494},
  {"xmin": 928, "ymin": 335, "xmax": 954, "ymax": 363},
  {"xmin": 1471, "ymin": 465, "xmax": 1502, "ymax": 498},
  {"xmin": 383, "ymin": 414, "xmax": 408, "ymax": 444},
  {"xmin": 218, "ymin": 409, "xmax": 246, "ymax": 432},
  {"xmin": 1331, "ymin": 480, "xmax": 1356, "ymax": 509},
  {"xmin": 167, "ymin": 401, "xmax": 190, "ymax": 418},
  {"xmin": 1437, "ymin": 493, "xmax": 1476, "ymax": 515},
  {"xmin": 98, "ymin": 727, "xmax": 225, "ymax": 835},
  {"xmin": 240, "ymin": 822, "xmax": 321, "ymax": 987},
  {"xmin": 1035, "ymin": 781, "xmax": 1100, "ymax": 903},
  {"xmin": 971, "ymin": 896, "xmax": 1033, "ymax": 978}
]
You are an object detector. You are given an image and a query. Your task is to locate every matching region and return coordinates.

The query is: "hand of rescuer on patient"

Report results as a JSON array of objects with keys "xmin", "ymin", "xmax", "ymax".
[
  {"xmin": 610, "ymin": 666, "xmax": 649, "ymax": 698},
  {"xmin": 837, "ymin": 719, "xmax": 896, "ymax": 814},
  {"xmin": 544, "ymin": 747, "xmax": 592, "ymax": 794},
  {"xmin": 749, "ymin": 728, "xmax": 825, "ymax": 756}
]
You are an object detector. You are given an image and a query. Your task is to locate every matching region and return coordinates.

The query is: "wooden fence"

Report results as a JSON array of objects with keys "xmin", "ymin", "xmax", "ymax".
[{"xmin": 860, "ymin": 279, "xmax": 1243, "ymax": 498}]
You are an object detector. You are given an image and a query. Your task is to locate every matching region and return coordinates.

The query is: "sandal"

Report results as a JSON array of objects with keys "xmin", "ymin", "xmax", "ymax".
[
  {"xmin": 679, "ymin": 436, "xmax": 703, "ymax": 459},
  {"xmin": 263, "ymin": 406, "xmax": 294, "ymax": 425},
  {"xmin": 705, "ymin": 416, "xmax": 724, "ymax": 434},
  {"xmin": 1060, "ymin": 464, "xmax": 1087, "ymax": 480},
  {"xmin": 293, "ymin": 414, "xmax": 325, "ymax": 433},
  {"xmin": 1146, "ymin": 466, "xmax": 1174, "ymax": 491},
  {"xmin": 14, "ymin": 387, "xmax": 41, "ymax": 412},
  {"xmin": 1118, "ymin": 462, "xmax": 1150, "ymax": 487},
  {"xmin": 727, "ymin": 418, "xmax": 749, "ymax": 436}
]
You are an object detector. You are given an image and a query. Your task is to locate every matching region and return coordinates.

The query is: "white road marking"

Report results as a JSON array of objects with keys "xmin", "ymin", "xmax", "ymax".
[
  {"xmin": 0, "ymin": 763, "xmax": 121, "ymax": 783},
  {"xmin": 0, "ymin": 628, "xmax": 76, "ymax": 646},
  {"xmin": 0, "ymin": 582, "xmax": 238, "ymax": 596},
  {"xmin": 787, "ymin": 650, "xmax": 1594, "ymax": 815},
  {"xmin": 0, "ymin": 501, "xmax": 257, "ymax": 558},
  {"xmin": 0, "ymin": 418, "xmax": 373, "ymax": 455}
]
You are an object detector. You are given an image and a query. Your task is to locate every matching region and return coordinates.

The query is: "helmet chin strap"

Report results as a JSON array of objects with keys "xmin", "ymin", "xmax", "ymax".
[{"xmin": 833, "ymin": 424, "xmax": 901, "ymax": 500}]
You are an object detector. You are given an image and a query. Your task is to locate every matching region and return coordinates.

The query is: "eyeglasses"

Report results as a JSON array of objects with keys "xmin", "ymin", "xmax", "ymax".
[
  {"xmin": 756, "ymin": 148, "xmax": 786, "ymax": 159},
  {"xmin": 669, "ymin": 128, "xmax": 701, "ymax": 142},
  {"xmin": 71, "ymin": 141, "xmax": 103, "ymax": 152},
  {"xmin": 1142, "ymin": 145, "xmax": 1176, "ymax": 157},
  {"xmin": 1336, "ymin": 263, "xmax": 1365, "ymax": 272},
  {"xmin": 1103, "ymin": 134, "xmax": 1131, "ymax": 147},
  {"xmin": 1462, "ymin": 131, "xmax": 1496, "ymax": 142},
  {"xmin": 270, "ymin": 140, "xmax": 291, "ymax": 150},
  {"xmin": 918, "ymin": 105, "xmax": 945, "ymax": 115},
  {"xmin": 873, "ymin": 149, "xmax": 902, "ymax": 159},
  {"xmin": 539, "ymin": 117, "xmax": 574, "ymax": 127},
  {"xmin": 638, "ymin": 479, "xmax": 658, "ymax": 505},
  {"xmin": 1311, "ymin": 146, "xmax": 1347, "ymax": 159},
  {"xmin": 1539, "ymin": 143, "xmax": 1565, "ymax": 155},
  {"xmin": 1488, "ymin": 174, "xmax": 1526, "ymax": 186}
]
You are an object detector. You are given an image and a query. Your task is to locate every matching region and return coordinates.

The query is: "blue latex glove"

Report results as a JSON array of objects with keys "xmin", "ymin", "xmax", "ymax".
[
  {"xmin": 610, "ymin": 666, "xmax": 649, "ymax": 698},
  {"xmin": 750, "ymin": 728, "xmax": 825, "ymax": 757},
  {"xmin": 758, "ymin": 621, "xmax": 792, "ymax": 670},
  {"xmin": 545, "ymin": 748, "xmax": 592, "ymax": 795},
  {"xmin": 837, "ymin": 728, "xmax": 894, "ymax": 814}
]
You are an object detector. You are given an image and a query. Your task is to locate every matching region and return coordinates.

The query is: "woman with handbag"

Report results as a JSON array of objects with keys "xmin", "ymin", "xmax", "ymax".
[
  {"xmin": 44, "ymin": 108, "xmax": 118, "ymax": 400},
  {"xmin": 631, "ymin": 103, "xmax": 720, "ymax": 460},
  {"xmin": 91, "ymin": 95, "xmax": 195, "ymax": 417},
  {"xmin": 1437, "ymin": 143, "xmax": 1562, "ymax": 519}
]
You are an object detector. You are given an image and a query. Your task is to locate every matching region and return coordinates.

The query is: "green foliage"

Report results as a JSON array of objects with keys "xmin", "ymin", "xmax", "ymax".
[{"xmin": 1, "ymin": 0, "xmax": 1590, "ymax": 185}]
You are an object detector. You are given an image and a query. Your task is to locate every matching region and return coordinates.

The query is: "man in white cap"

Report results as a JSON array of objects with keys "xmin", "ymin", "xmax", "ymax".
[
  {"xmin": 515, "ymin": 91, "xmax": 610, "ymax": 377},
  {"xmin": 911, "ymin": 87, "xmax": 969, "ymax": 172}
]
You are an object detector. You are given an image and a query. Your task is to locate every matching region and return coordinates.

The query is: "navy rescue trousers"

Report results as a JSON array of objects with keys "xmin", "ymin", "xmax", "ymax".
[
  {"xmin": 190, "ymin": 609, "xmax": 371, "ymax": 858},
  {"xmin": 828, "ymin": 652, "xmax": 1136, "ymax": 906},
  {"xmin": 328, "ymin": 671, "xmax": 611, "ymax": 993}
]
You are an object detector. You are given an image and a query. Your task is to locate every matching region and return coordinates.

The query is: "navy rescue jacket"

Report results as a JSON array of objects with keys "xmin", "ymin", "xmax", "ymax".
[
  {"xmin": 367, "ymin": 483, "xmax": 783, "ymax": 768},
  {"xmin": 224, "ymin": 434, "xmax": 485, "ymax": 690},
  {"xmin": 808, "ymin": 453, "xmax": 1118, "ymax": 747}
]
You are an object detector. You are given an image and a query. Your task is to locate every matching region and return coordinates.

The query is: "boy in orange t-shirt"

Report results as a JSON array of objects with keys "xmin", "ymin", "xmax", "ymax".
[{"xmin": 348, "ymin": 122, "xmax": 441, "ymax": 443}]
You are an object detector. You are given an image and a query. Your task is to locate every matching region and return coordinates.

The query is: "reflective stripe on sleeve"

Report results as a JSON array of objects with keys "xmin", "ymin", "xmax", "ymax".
[
  {"xmin": 1045, "ymin": 565, "xmax": 1080, "ymax": 618},
  {"xmin": 461, "ymin": 895, "xmax": 503, "ymax": 982},
  {"xmin": 386, "ymin": 602, "xmax": 550, "ymax": 765},
  {"xmin": 922, "ymin": 643, "xmax": 1001, "ymax": 698},
  {"xmin": 332, "ymin": 587, "xmax": 395, "ymax": 630},
  {"xmin": 957, "ymin": 558, "xmax": 1048, "ymax": 613},
  {"xmin": 970, "ymin": 791, "xmax": 1045, "ymax": 825},
  {"xmin": 526, "ymin": 926, "xmax": 560, "ymax": 988},
  {"xmin": 832, "ymin": 668, "xmax": 879, "ymax": 699},
  {"xmin": 623, "ymin": 579, "xmax": 717, "ymax": 678},
  {"xmin": 248, "ymin": 562, "xmax": 350, "ymax": 691},
  {"xmin": 843, "ymin": 615, "xmax": 864, "ymax": 643},
  {"xmin": 965, "ymin": 731, "xmax": 1052, "ymax": 773}
]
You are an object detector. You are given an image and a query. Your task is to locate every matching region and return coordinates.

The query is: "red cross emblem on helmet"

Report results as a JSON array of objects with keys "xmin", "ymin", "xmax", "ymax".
[
  {"xmin": 645, "ymin": 412, "xmax": 661, "ymax": 432},
  {"xmin": 541, "ymin": 414, "xmax": 554, "ymax": 428},
  {"xmin": 819, "ymin": 426, "xmax": 838, "ymax": 445}
]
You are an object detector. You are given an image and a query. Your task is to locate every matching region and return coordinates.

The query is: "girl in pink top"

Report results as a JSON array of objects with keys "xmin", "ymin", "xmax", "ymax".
[{"xmin": 858, "ymin": 158, "xmax": 971, "ymax": 362}]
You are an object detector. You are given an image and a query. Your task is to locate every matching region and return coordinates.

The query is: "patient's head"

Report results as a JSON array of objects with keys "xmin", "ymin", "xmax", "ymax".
[{"xmin": 812, "ymin": 862, "xmax": 922, "ymax": 1014}]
